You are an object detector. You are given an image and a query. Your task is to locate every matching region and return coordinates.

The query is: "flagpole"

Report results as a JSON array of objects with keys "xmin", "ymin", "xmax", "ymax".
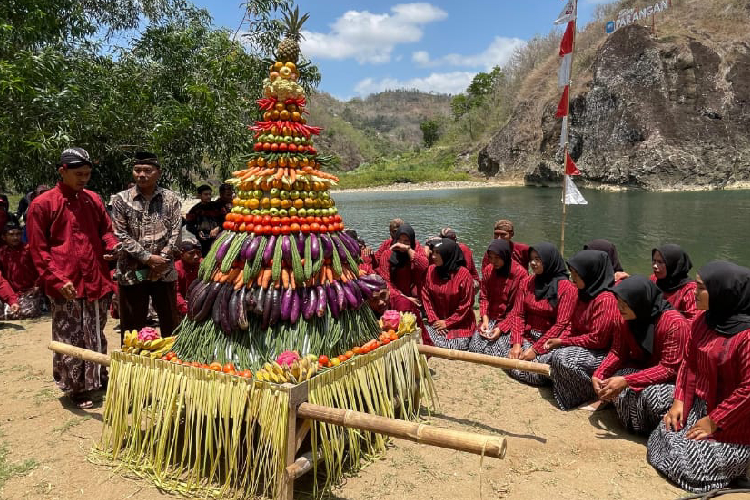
[{"xmin": 560, "ymin": 0, "xmax": 577, "ymax": 255}]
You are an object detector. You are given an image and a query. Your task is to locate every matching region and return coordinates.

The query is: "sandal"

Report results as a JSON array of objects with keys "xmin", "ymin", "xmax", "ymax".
[{"xmin": 69, "ymin": 393, "xmax": 94, "ymax": 409}]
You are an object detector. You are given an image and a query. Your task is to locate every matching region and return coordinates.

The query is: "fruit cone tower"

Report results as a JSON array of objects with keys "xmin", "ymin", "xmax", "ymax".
[{"xmin": 172, "ymin": 7, "xmax": 383, "ymax": 369}]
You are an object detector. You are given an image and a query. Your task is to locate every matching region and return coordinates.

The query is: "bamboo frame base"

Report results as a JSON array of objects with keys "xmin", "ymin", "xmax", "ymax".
[{"xmin": 49, "ymin": 334, "xmax": 508, "ymax": 499}]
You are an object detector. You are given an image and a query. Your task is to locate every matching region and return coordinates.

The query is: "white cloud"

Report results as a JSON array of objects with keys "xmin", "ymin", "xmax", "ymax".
[
  {"xmin": 411, "ymin": 36, "xmax": 525, "ymax": 70},
  {"xmin": 300, "ymin": 3, "xmax": 447, "ymax": 64},
  {"xmin": 354, "ymin": 71, "xmax": 477, "ymax": 96}
]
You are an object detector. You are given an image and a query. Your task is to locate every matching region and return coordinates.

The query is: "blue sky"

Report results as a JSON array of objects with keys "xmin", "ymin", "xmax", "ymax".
[{"xmin": 192, "ymin": 1, "xmax": 613, "ymax": 100}]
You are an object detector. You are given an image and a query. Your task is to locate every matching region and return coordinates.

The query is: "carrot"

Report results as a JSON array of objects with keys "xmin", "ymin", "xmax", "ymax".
[
  {"xmin": 233, "ymin": 270, "xmax": 244, "ymax": 290},
  {"xmin": 232, "ymin": 169, "xmax": 247, "ymax": 177},
  {"xmin": 261, "ymin": 269, "xmax": 273, "ymax": 289},
  {"xmin": 222, "ymin": 268, "xmax": 240, "ymax": 284},
  {"xmin": 289, "ymin": 168, "xmax": 296, "ymax": 184},
  {"xmin": 281, "ymin": 268, "xmax": 290, "ymax": 289},
  {"xmin": 302, "ymin": 166, "xmax": 313, "ymax": 173},
  {"xmin": 275, "ymin": 168, "xmax": 284, "ymax": 180},
  {"xmin": 325, "ymin": 266, "xmax": 333, "ymax": 284},
  {"xmin": 339, "ymin": 271, "xmax": 348, "ymax": 283},
  {"xmin": 211, "ymin": 268, "xmax": 221, "ymax": 281}
]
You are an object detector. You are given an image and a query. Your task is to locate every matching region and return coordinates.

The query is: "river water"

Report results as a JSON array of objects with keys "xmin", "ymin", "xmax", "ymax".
[{"xmin": 334, "ymin": 186, "xmax": 750, "ymax": 276}]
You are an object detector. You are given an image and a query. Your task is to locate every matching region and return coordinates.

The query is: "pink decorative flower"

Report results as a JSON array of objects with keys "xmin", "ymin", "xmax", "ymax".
[
  {"xmin": 382, "ymin": 310, "xmax": 400, "ymax": 331},
  {"xmin": 138, "ymin": 327, "xmax": 160, "ymax": 341},
  {"xmin": 276, "ymin": 350, "xmax": 300, "ymax": 367}
]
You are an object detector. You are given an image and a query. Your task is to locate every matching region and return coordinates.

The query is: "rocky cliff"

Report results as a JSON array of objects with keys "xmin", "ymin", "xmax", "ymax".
[{"xmin": 479, "ymin": 4, "xmax": 750, "ymax": 190}]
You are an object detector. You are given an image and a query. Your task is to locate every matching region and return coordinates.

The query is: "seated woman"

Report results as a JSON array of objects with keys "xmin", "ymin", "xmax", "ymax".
[
  {"xmin": 377, "ymin": 223, "xmax": 429, "ymax": 342},
  {"xmin": 507, "ymin": 242, "xmax": 577, "ymax": 386},
  {"xmin": 593, "ymin": 276, "xmax": 689, "ymax": 434},
  {"xmin": 421, "ymin": 238, "xmax": 475, "ymax": 350},
  {"xmin": 583, "ymin": 238, "xmax": 629, "ymax": 282},
  {"xmin": 545, "ymin": 250, "xmax": 623, "ymax": 410},
  {"xmin": 651, "ymin": 244, "xmax": 697, "ymax": 320},
  {"xmin": 647, "ymin": 261, "xmax": 750, "ymax": 493},
  {"xmin": 468, "ymin": 239, "xmax": 526, "ymax": 356}
]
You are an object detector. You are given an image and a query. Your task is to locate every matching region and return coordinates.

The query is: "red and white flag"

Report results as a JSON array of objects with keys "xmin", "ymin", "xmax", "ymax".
[
  {"xmin": 565, "ymin": 151, "xmax": 580, "ymax": 175},
  {"xmin": 556, "ymin": 86, "xmax": 569, "ymax": 118},
  {"xmin": 558, "ymin": 53, "xmax": 572, "ymax": 87},
  {"xmin": 555, "ymin": 0, "xmax": 576, "ymax": 25},
  {"xmin": 559, "ymin": 116, "xmax": 568, "ymax": 148},
  {"xmin": 563, "ymin": 175, "xmax": 588, "ymax": 205},
  {"xmin": 559, "ymin": 21, "xmax": 574, "ymax": 55}
]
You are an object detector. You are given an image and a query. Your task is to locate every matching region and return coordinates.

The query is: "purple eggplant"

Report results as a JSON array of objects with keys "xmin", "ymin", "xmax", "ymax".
[
  {"xmin": 228, "ymin": 288, "xmax": 241, "ymax": 331},
  {"xmin": 261, "ymin": 287, "xmax": 273, "ymax": 328},
  {"xmin": 239, "ymin": 238, "xmax": 252, "ymax": 262},
  {"xmin": 346, "ymin": 280, "xmax": 363, "ymax": 307},
  {"xmin": 238, "ymin": 287, "xmax": 249, "ymax": 330},
  {"xmin": 245, "ymin": 286, "xmax": 257, "ymax": 312},
  {"xmin": 281, "ymin": 287, "xmax": 293, "ymax": 322},
  {"xmin": 254, "ymin": 287, "xmax": 265, "ymax": 316},
  {"xmin": 244, "ymin": 236, "xmax": 262, "ymax": 261},
  {"xmin": 315, "ymin": 285, "xmax": 327, "ymax": 317},
  {"xmin": 332, "ymin": 280, "xmax": 347, "ymax": 310},
  {"xmin": 360, "ymin": 274, "xmax": 386, "ymax": 288},
  {"xmin": 262, "ymin": 235, "xmax": 277, "ymax": 266},
  {"xmin": 326, "ymin": 284, "xmax": 340, "ymax": 318},
  {"xmin": 193, "ymin": 281, "xmax": 221, "ymax": 321},
  {"xmin": 310, "ymin": 234, "xmax": 320, "ymax": 260},
  {"xmin": 294, "ymin": 233, "xmax": 305, "ymax": 254},
  {"xmin": 269, "ymin": 288, "xmax": 281, "ymax": 326},
  {"xmin": 341, "ymin": 281, "xmax": 358, "ymax": 309},
  {"xmin": 331, "ymin": 235, "xmax": 348, "ymax": 262},
  {"xmin": 290, "ymin": 289, "xmax": 301, "ymax": 324},
  {"xmin": 281, "ymin": 235, "xmax": 292, "ymax": 267},
  {"xmin": 215, "ymin": 235, "xmax": 233, "ymax": 262},
  {"xmin": 353, "ymin": 278, "xmax": 375, "ymax": 299},
  {"xmin": 337, "ymin": 231, "xmax": 361, "ymax": 257},
  {"xmin": 320, "ymin": 234, "xmax": 333, "ymax": 260},
  {"xmin": 302, "ymin": 287, "xmax": 316, "ymax": 320},
  {"xmin": 187, "ymin": 280, "xmax": 210, "ymax": 318}
]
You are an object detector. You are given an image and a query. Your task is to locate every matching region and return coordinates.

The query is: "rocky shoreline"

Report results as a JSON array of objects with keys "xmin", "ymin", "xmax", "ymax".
[{"xmin": 332, "ymin": 179, "xmax": 523, "ymax": 194}]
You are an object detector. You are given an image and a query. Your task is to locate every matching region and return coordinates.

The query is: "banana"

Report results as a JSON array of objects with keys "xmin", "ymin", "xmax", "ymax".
[
  {"xmin": 271, "ymin": 361, "xmax": 285, "ymax": 376},
  {"xmin": 290, "ymin": 360, "xmax": 301, "ymax": 381}
]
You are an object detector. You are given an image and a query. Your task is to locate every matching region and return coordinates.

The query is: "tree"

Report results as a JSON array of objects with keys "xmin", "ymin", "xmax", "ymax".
[
  {"xmin": 0, "ymin": 0, "xmax": 320, "ymax": 195},
  {"xmin": 420, "ymin": 120, "xmax": 440, "ymax": 148},
  {"xmin": 450, "ymin": 94, "xmax": 472, "ymax": 121}
]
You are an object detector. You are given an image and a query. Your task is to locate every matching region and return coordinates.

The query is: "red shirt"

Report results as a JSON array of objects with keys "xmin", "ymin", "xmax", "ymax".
[
  {"xmin": 0, "ymin": 270, "xmax": 18, "ymax": 305},
  {"xmin": 559, "ymin": 292, "xmax": 623, "ymax": 352},
  {"xmin": 674, "ymin": 312, "xmax": 750, "ymax": 444},
  {"xmin": 649, "ymin": 275, "xmax": 698, "ymax": 320},
  {"xmin": 421, "ymin": 266, "xmax": 476, "ymax": 339},
  {"xmin": 175, "ymin": 259, "xmax": 200, "ymax": 315},
  {"xmin": 482, "ymin": 241, "xmax": 530, "ymax": 271},
  {"xmin": 359, "ymin": 249, "xmax": 375, "ymax": 275},
  {"xmin": 510, "ymin": 276, "xmax": 577, "ymax": 353},
  {"xmin": 594, "ymin": 309, "xmax": 689, "ymax": 390},
  {"xmin": 377, "ymin": 247, "xmax": 428, "ymax": 300},
  {"xmin": 26, "ymin": 182, "xmax": 118, "ymax": 300},
  {"xmin": 0, "ymin": 244, "xmax": 38, "ymax": 293},
  {"xmin": 479, "ymin": 261, "xmax": 525, "ymax": 333},
  {"xmin": 372, "ymin": 238, "xmax": 392, "ymax": 271},
  {"xmin": 458, "ymin": 242, "xmax": 479, "ymax": 282}
]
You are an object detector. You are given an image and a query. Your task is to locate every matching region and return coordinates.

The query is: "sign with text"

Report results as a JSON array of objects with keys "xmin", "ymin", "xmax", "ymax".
[{"xmin": 607, "ymin": 1, "xmax": 670, "ymax": 34}]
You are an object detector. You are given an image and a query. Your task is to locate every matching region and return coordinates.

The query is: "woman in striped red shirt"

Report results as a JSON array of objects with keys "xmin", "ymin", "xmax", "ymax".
[
  {"xmin": 468, "ymin": 239, "xmax": 526, "ymax": 356},
  {"xmin": 506, "ymin": 242, "xmax": 577, "ymax": 386},
  {"xmin": 594, "ymin": 276, "xmax": 689, "ymax": 434},
  {"xmin": 647, "ymin": 261, "xmax": 750, "ymax": 493},
  {"xmin": 422, "ymin": 238, "xmax": 476, "ymax": 350},
  {"xmin": 545, "ymin": 250, "xmax": 623, "ymax": 410},
  {"xmin": 651, "ymin": 244, "xmax": 697, "ymax": 320},
  {"xmin": 377, "ymin": 223, "xmax": 429, "ymax": 343}
]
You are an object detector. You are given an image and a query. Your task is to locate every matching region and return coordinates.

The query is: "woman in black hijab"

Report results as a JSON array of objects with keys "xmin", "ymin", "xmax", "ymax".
[
  {"xmin": 651, "ymin": 244, "xmax": 697, "ymax": 320},
  {"xmin": 543, "ymin": 250, "xmax": 622, "ymax": 410},
  {"xmin": 468, "ymin": 239, "xmax": 526, "ymax": 356},
  {"xmin": 584, "ymin": 238, "xmax": 629, "ymax": 281},
  {"xmin": 421, "ymin": 239, "xmax": 475, "ymax": 350},
  {"xmin": 647, "ymin": 261, "xmax": 750, "ymax": 493},
  {"xmin": 375, "ymin": 222, "xmax": 430, "ymax": 343},
  {"xmin": 590, "ymin": 276, "xmax": 690, "ymax": 434},
  {"xmin": 505, "ymin": 242, "xmax": 577, "ymax": 386}
]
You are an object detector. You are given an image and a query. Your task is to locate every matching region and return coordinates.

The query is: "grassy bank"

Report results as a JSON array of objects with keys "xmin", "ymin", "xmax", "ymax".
[{"xmin": 332, "ymin": 147, "xmax": 474, "ymax": 190}]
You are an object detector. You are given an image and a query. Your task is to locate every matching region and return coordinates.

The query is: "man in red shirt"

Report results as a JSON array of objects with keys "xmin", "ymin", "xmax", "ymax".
[
  {"xmin": 175, "ymin": 239, "xmax": 202, "ymax": 317},
  {"xmin": 0, "ymin": 222, "xmax": 43, "ymax": 319},
  {"xmin": 481, "ymin": 219, "xmax": 531, "ymax": 271},
  {"xmin": 372, "ymin": 218, "xmax": 403, "ymax": 271},
  {"xmin": 26, "ymin": 147, "xmax": 120, "ymax": 409}
]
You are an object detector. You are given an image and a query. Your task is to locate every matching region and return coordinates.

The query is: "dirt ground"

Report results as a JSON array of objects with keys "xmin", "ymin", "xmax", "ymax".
[{"xmin": 0, "ymin": 317, "xmax": 733, "ymax": 500}]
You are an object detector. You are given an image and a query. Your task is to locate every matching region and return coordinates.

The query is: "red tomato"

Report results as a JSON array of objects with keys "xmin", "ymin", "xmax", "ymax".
[
  {"xmin": 222, "ymin": 363, "xmax": 235, "ymax": 373},
  {"xmin": 262, "ymin": 224, "xmax": 272, "ymax": 234},
  {"xmin": 253, "ymin": 215, "xmax": 262, "ymax": 224},
  {"xmin": 271, "ymin": 226, "xmax": 282, "ymax": 236},
  {"xmin": 281, "ymin": 217, "xmax": 291, "ymax": 225},
  {"xmin": 306, "ymin": 216, "xmax": 315, "ymax": 223},
  {"xmin": 300, "ymin": 224, "xmax": 310, "ymax": 233},
  {"xmin": 322, "ymin": 216, "xmax": 330, "ymax": 224},
  {"xmin": 290, "ymin": 223, "xmax": 300, "ymax": 233},
  {"xmin": 253, "ymin": 224, "xmax": 264, "ymax": 234},
  {"xmin": 310, "ymin": 222, "xmax": 320, "ymax": 232},
  {"xmin": 243, "ymin": 215, "xmax": 253, "ymax": 223},
  {"xmin": 262, "ymin": 215, "xmax": 272, "ymax": 224},
  {"xmin": 318, "ymin": 224, "xmax": 327, "ymax": 233},
  {"xmin": 281, "ymin": 225, "xmax": 291, "ymax": 234},
  {"xmin": 318, "ymin": 355, "xmax": 329, "ymax": 366}
]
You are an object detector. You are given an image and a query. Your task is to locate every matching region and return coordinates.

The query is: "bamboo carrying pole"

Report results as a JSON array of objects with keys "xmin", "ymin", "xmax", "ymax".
[
  {"xmin": 418, "ymin": 344, "xmax": 552, "ymax": 376},
  {"xmin": 296, "ymin": 402, "xmax": 507, "ymax": 459},
  {"xmin": 49, "ymin": 341, "xmax": 111, "ymax": 366}
]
